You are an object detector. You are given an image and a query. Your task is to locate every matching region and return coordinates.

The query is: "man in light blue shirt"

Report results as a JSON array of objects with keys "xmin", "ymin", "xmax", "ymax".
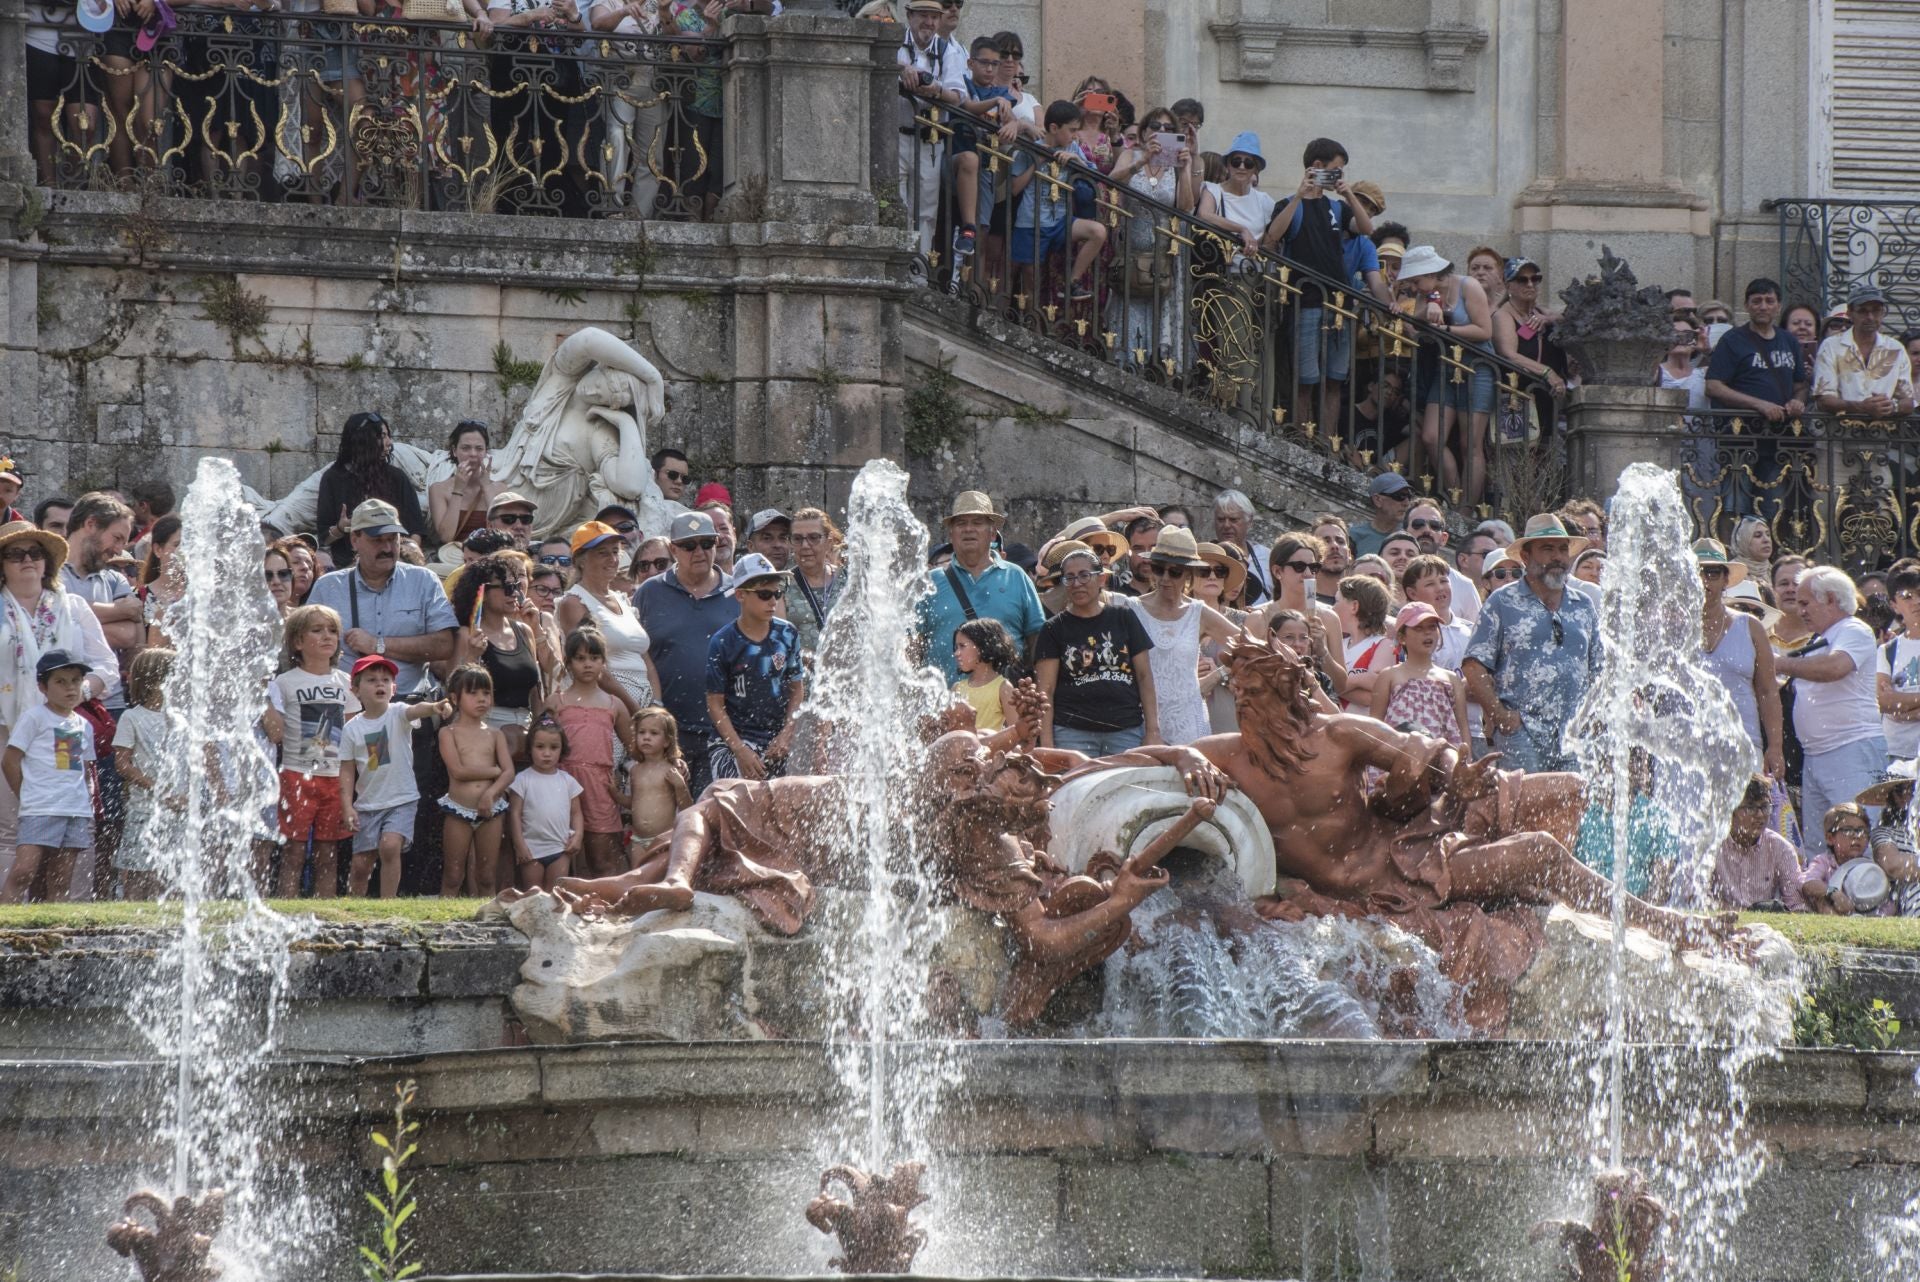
[
  {"xmin": 305, "ymin": 500, "xmax": 457, "ymax": 695},
  {"xmin": 917, "ymin": 491, "xmax": 1044, "ymax": 685}
]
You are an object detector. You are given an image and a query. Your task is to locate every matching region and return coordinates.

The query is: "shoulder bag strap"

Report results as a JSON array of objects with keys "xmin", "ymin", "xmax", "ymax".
[
  {"xmin": 944, "ymin": 565, "xmax": 978, "ymax": 621},
  {"xmin": 347, "ymin": 573, "xmax": 360, "ymax": 632},
  {"xmin": 796, "ymin": 571, "xmax": 829, "ymax": 629}
]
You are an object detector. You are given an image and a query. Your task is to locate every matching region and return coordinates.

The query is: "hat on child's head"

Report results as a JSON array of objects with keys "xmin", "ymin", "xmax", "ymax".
[
  {"xmin": 1395, "ymin": 601, "xmax": 1441, "ymax": 632},
  {"xmin": 351, "ymin": 654, "xmax": 400, "ymax": 681},
  {"xmin": 34, "ymin": 649, "xmax": 87, "ymax": 681}
]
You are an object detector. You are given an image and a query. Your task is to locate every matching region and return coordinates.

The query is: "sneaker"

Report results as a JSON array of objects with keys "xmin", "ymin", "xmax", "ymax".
[
  {"xmin": 953, "ymin": 225, "xmax": 977, "ymax": 259},
  {"xmin": 1070, "ymin": 280, "xmax": 1095, "ymax": 301}
]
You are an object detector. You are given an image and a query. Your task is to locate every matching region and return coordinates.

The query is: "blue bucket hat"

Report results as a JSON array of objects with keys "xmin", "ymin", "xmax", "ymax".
[{"xmin": 1223, "ymin": 131, "xmax": 1265, "ymax": 171}]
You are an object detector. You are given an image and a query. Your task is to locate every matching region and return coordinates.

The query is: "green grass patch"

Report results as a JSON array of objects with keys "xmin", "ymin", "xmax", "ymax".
[
  {"xmin": 0, "ymin": 898, "xmax": 490, "ymax": 932},
  {"xmin": 1740, "ymin": 911, "xmax": 1920, "ymax": 951}
]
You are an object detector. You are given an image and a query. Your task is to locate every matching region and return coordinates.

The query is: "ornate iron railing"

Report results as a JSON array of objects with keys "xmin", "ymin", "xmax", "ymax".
[
  {"xmin": 1564, "ymin": 404, "xmax": 1920, "ymax": 572},
  {"xmin": 1770, "ymin": 199, "xmax": 1920, "ymax": 334},
  {"xmin": 896, "ymin": 107, "xmax": 1560, "ymax": 520},
  {"xmin": 27, "ymin": 7, "xmax": 725, "ymax": 217}
]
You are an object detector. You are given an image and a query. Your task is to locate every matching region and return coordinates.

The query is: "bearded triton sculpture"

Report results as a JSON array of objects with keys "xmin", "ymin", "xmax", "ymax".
[
  {"xmin": 105, "ymin": 1190, "xmax": 225, "ymax": 1282},
  {"xmin": 805, "ymin": 1162, "xmax": 931, "ymax": 1274}
]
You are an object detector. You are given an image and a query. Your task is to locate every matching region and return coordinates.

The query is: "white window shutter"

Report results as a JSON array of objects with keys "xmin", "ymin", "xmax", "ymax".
[{"xmin": 1827, "ymin": 0, "xmax": 1920, "ymax": 196}]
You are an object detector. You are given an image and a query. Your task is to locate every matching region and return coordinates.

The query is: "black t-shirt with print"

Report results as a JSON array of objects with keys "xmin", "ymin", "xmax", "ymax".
[{"xmin": 1037, "ymin": 604, "xmax": 1155, "ymax": 731}]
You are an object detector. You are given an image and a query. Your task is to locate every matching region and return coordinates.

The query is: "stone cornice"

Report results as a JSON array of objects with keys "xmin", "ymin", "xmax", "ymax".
[{"xmin": 1209, "ymin": 18, "xmax": 1488, "ymax": 92}]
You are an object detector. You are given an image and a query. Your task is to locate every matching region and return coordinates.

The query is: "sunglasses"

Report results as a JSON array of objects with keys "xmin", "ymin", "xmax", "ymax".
[
  {"xmin": 1407, "ymin": 519, "xmax": 1444, "ymax": 532},
  {"xmin": 487, "ymin": 579, "xmax": 528, "ymax": 593},
  {"xmin": 1154, "ymin": 564, "xmax": 1191, "ymax": 578},
  {"xmin": 1196, "ymin": 566, "xmax": 1230, "ymax": 579},
  {"xmin": 1511, "ymin": 273, "xmax": 1542, "ymax": 285},
  {"xmin": 1487, "ymin": 567, "xmax": 1522, "ymax": 582},
  {"xmin": 634, "ymin": 557, "xmax": 670, "ymax": 573},
  {"xmin": 1700, "ymin": 566, "xmax": 1729, "ymax": 579},
  {"xmin": 537, "ymin": 553, "xmax": 572, "ymax": 567},
  {"xmin": 1226, "ymin": 156, "xmax": 1259, "ymax": 170},
  {"xmin": 612, "ymin": 522, "xmax": 639, "ymax": 535},
  {"xmin": 1549, "ymin": 618, "xmax": 1564, "ymax": 647},
  {"xmin": 3, "ymin": 548, "xmax": 46, "ymax": 563},
  {"xmin": 494, "ymin": 512, "xmax": 534, "ymax": 526},
  {"xmin": 661, "ymin": 469, "xmax": 688, "ymax": 483},
  {"xmin": 677, "ymin": 538, "xmax": 719, "ymax": 551},
  {"xmin": 265, "ymin": 568, "xmax": 294, "ymax": 582},
  {"xmin": 1282, "ymin": 560, "xmax": 1321, "ymax": 574},
  {"xmin": 744, "ymin": 587, "xmax": 785, "ymax": 601}
]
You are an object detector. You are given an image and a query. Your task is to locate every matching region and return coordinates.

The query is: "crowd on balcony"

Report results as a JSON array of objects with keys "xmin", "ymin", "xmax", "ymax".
[{"xmin": 0, "ymin": 416, "xmax": 1914, "ymax": 925}]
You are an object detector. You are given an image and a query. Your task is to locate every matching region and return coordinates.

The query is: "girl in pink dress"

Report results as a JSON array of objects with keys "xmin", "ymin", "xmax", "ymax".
[
  {"xmin": 548, "ymin": 629, "xmax": 634, "ymax": 881},
  {"xmin": 1368, "ymin": 601, "xmax": 1469, "ymax": 746}
]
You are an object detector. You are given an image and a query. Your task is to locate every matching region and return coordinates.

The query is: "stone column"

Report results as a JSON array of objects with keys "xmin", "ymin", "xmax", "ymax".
[
  {"xmin": 1516, "ymin": 0, "xmax": 1709, "ymax": 293},
  {"xmin": 721, "ymin": 11, "xmax": 914, "ymax": 512},
  {"xmin": 0, "ymin": 0, "xmax": 28, "ymax": 186}
]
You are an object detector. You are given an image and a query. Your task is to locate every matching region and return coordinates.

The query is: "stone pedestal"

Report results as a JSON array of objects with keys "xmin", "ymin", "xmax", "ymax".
[
  {"xmin": 1562, "ymin": 384, "xmax": 1689, "ymax": 503},
  {"xmin": 722, "ymin": 11, "xmax": 913, "ymax": 510}
]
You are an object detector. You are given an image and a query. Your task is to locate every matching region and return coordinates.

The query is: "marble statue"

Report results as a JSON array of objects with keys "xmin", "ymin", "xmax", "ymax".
[{"xmin": 491, "ymin": 326, "xmax": 685, "ymax": 541}]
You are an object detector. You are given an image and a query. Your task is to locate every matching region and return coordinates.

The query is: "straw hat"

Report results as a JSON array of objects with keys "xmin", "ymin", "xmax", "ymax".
[
  {"xmin": 1041, "ymin": 539, "xmax": 1098, "ymax": 575},
  {"xmin": 1855, "ymin": 760, "xmax": 1917, "ymax": 808},
  {"xmin": 1692, "ymin": 538, "xmax": 1748, "ymax": 586},
  {"xmin": 944, "ymin": 491, "xmax": 1005, "ymax": 526},
  {"xmin": 1723, "ymin": 580, "xmax": 1780, "ymax": 630},
  {"xmin": 1147, "ymin": 526, "xmax": 1209, "ymax": 568},
  {"xmin": 1196, "ymin": 541, "xmax": 1247, "ymax": 601},
  {"xmin": 1056, "ymin": 516, "xmax": 1128, "ymax": 562},
  {"xmin": 0, "ymin": 521, "xmax": 67, "ymax": 575},
  {"xmin": 1509, "ymin": 513, "xmax": 1589, "ymax": 558}
]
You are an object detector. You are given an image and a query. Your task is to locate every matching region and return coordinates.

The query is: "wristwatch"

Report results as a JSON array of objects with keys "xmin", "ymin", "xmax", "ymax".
[{"xmin": 376, "ymin": 635, "xmax": 386, "ymax": 656}]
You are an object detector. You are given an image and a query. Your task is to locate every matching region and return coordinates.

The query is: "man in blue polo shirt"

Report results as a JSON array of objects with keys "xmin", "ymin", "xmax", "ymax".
[
  {"xmin": 306, "ymin": 499, "xmax": 458, "ymax": 694},
  {"xmin": 917, "ymin": 491, "xmax": 1045, "ymax": 684}
]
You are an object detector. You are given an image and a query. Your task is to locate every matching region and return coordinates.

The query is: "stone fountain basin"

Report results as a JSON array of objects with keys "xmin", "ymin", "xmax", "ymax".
[{"xmin": 2, "ymin": 1039, "xmax": 1919, "ymax": 1280}]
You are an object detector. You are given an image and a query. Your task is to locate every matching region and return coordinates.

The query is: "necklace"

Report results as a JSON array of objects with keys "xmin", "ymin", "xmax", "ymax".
[{"xmin": 1701, "ymin": 606, "xmax": 1733, "ymax": 652}]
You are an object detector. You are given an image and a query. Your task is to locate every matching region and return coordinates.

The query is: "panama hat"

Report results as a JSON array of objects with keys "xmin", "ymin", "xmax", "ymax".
[
  {"xmin": 1509, "ymin": 513, "xmax": 1588, "ymax": 558},
  {"xmin": 1147, "ymin": 526, "xmax": 1209, "ymax": 569},
  {"xmin": 0, "ymin": 522, "xmax": 67, "ymax": 576},
  {"xmin": 1196, "ymin": 541, "xmax": 1247, "ymax": 601},
  {"xmin": 1856, "ymin": 760, "xmax": 1917, "ymax": 808},
  {"xmin": 1723, "ymin": 580, "xmax": 1780, "ymax": 630},
  {"xmin": 1056, "ymin": 516, "xmax": 1128, "ymax": 562},
  {"xmin": 1692, "ymin": 538, "xmax": 1748, "ymax": 586},
  {"xmin": 944, "ymin": 491, "xmax": 1005, "ymax": 526}
]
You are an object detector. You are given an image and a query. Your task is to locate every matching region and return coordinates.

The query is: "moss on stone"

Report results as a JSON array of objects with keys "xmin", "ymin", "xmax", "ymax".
[{"xmin": 0, "ymin": 898, "xmax": 491, "ymax": 931}]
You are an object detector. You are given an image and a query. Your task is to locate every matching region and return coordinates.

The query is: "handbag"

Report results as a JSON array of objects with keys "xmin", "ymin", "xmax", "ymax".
[
  {"xmin": 76, "ymin": 697, "xmax": 117, "ymax": 762},
  {"xmin": 1495, "ymin": 392, "xmax": 1540, "ymax": 448},
  {"xmin": 1110, "ymin": 251, "xmax": 1172, "ymax": 293}
]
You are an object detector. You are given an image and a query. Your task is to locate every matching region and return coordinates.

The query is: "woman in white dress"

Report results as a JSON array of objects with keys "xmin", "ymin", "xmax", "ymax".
[
  {"xmin": 1128, "ymin": 527, "xmax": 1242, "ymax": 746},
  {"xmin": 554, "ymin": 521, "xmax": 658, "ymax": 715}
]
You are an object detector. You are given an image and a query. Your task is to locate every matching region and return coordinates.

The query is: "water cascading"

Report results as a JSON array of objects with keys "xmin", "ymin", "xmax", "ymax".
[
  {"xmin": 125, "ymin": 458, "xmax": 318, "ymax": 1280},
  {"xmin": 1564, "ymin": 461, "xmax": 1771, "ymax": 1278},
  {"xmin": 802, "ymin": 461, "xmax": 957, "ymax": 1195}
]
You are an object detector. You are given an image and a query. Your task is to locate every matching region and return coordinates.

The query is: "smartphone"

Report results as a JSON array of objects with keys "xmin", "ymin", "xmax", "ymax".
[
  {"xmin": 1152, "ymin": 130, "xmax": 1184, "ymax": 160},
  {"xmin": 1079, "ymin": 91, "xmax": 1118, "ymax": 116}
]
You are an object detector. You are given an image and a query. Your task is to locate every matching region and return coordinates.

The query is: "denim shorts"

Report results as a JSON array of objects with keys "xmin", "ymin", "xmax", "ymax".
[
  {"xmin": 19, "ymin": 813, "xmax": 93, "ymax": 851},
  {"xmin": 1422, "ymin": 352, "xmax": 1497, "ymax": 415},
  {"xmin": 1051, "ymin": 723, "xmax": 1146, "ymax": 757},
  {"xmin": 1296, "ymin": 307, "xmax": 1352, "ymax": 384},
  {"xmin": 352, "ymin": 801, "xmax": 417, "ymax": 855}
]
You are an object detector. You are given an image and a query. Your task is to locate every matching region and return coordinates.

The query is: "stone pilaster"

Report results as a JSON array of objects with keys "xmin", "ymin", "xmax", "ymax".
[
  {"xmin": 720, "ymin": 10, "xmax": 914, "ymax": 512},
  {"xmin": 1562, "ymin": 385, "xmax": 1689, "ymax": 503}
]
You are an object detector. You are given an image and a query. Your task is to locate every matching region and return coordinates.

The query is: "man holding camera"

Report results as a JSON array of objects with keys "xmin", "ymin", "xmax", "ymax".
[
  {"xmin": 1267, "ymin": 137, "xmax": 1376, "ymax": 433},
  {"xmin": 898, "ymin": 0, "xmax": 966, "ymax": 258}
]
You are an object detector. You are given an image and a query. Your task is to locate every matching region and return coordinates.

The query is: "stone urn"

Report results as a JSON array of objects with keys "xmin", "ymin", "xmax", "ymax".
[{"xmin": 1554, "ymin": 246, "xmax": 1675, "ymax": 386}]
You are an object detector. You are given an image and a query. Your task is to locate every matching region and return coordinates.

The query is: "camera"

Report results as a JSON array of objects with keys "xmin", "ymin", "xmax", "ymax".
[{"xmin": 1312, "ymin": 166, "xmax": 1343, "ymax": 188}]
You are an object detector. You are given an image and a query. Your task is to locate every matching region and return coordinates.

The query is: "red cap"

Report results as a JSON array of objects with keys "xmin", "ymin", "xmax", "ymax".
[
  {"xmin": 694, "ymin": 482, "xmax": 733, "ymax": 510},
  {"xmin": 351, "ymin": 654, "xmax": 399, "ymax": 679}
]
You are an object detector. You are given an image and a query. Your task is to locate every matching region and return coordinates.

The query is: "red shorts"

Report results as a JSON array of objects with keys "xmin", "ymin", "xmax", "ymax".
[{"xmin": 279, "ymin": 770, "xmax": 350, "ymax": 844}]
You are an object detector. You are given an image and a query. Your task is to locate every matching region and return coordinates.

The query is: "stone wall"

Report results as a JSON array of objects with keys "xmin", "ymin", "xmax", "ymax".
[{"xmin": 2, "ymin": 1039, "xmax": 1918, "ymax": 1280}]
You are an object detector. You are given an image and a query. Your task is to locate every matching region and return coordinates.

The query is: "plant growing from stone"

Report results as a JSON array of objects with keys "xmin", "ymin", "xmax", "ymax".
[{"xmin": 360, "ymin": 1080, "xmax": 423, "ymax": 1282}]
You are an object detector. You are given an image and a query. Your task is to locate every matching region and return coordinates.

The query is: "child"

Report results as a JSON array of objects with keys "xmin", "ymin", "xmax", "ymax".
[
  {"xmin": 0, "ymin": 651, "xmax": 98, "ymax": 904},
  {"xmin": 629, "ymin": 705, "xmax": 691, "ymax": 852},
  {"xmin": 437, "ymin": 663, "xmax": 515, "ymax": 898},
  {"xmin": 508, "ymin": 714, "xmax": 584, "ymax": 892},
  {"xmin": 1008, "ymin": 100, "xmax": 1108, "ymax": 304},
  {"xmin": 952, "ymin": 617, "xmax": 1018, "ymax": 732},
  {"xmin": 1802, "ymin": 802, "xmax": 1874, "ymax": 914},
  {"xmin": 265, "ymin": 604, "xmax": 359, "ymax": 899},
  {"xmin": 1368, "ymin": 602, "xmax": 1469, "ymax": 746},
  {"xmin": 1708, "ymin": 775, "xmax": 1806, "ymax": 912},
  {"xmin": 339, "ymin": 655, "xmax": 450, "ymax": 899},
  {"xmin": 113, "ymin": 648, "xmax": 181, "ymax": 901},
  {"xmin": 549, "ymin": 628, "xmax": 633, "ymax": 880},
  {"xmin": 706, "ymin": 554, "xmax": 806, "ymax": 784}
]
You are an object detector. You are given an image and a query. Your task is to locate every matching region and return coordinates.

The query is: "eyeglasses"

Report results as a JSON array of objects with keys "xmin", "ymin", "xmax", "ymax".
[
  {"xmin": 612, "ymin": 522, "xmax": 639, "ymax": 535},
  {"xmin": 677, "ymin": 538, "xmax": 719, "ymax": 551},
  {"xmin": 494, "ymin": 512, "xmax": 534, "ymax": 526},
  {"xmin": 661, "ymin": 469, "xmax": 688, "ymax": 483},
  {"xmin": 3, "ymin": 548, "xmax": 46, "ymax": 563},
  {"xmin": 971, "ymin": 56, "xmax": 1000, "ymax": 69},
  {"xmin": 1226, "ymin": 156, "xmax": 1258, "ymax": 170},
  {"xmin": 537, "ymin": 553, "xmax": 572, "ymax": 567},
  {"xmin": 1830, "ymin": 825, "xmax": 1870, "ymax": 838},
  {"xmin": 744, "ymin": 588, "xmax": 786, "ymax": 601},
  {"xmin": 1282, "ymin": 560, "xmax": 1321, "ymax": 574},
  {"xmin": 1061, "ymin": 570, "xmax": 1101, "ymax": 585},
  {"xmin": 529, "ymin": 582, "xmax": 558, "ymax": 597},
  {"xmin": 1512, "ymin": 273, "xmax": 1543, "ymax": 285},
  {"xmin": 634, "ymin": 557, "xmax": 670, "ymax": 573},
  {"xmin": 1407, "ymin": 519, "xmax": 1444, "ymax": 532},
  {"xmin": 264, "ymin": 568, "xmax": 293, "ymax": 582},
  {"xmin": 1155, "ymin": 564, "xmax": 1191, "ymax": 578},
  {"xmin": 1487, "ymin": 567, "xmax": 1522, "ymax": 582},
  {"xmin": 793, "ymin": 532, "xmax": 827, "ymax": 545}
]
